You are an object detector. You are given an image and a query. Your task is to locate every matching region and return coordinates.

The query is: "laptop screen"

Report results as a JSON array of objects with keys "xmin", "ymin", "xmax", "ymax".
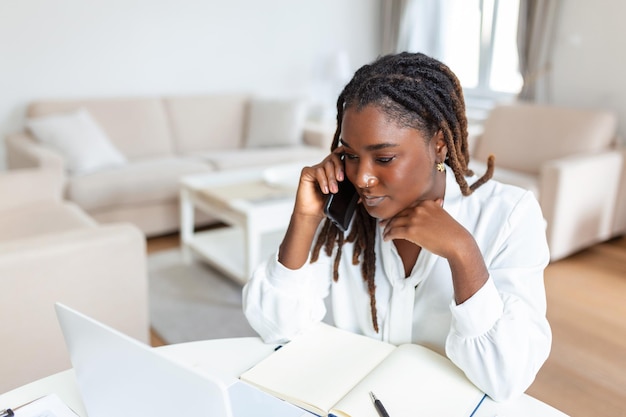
[{"xmin": 55, "ymin": 303, "xmax": 310, "ymax": 417}]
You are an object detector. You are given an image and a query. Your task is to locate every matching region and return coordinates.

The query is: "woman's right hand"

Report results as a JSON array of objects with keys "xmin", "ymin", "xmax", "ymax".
[
  {"xmin": 277, "ymin": 147, "xmax": 345, "ymax": 269},
  {"xmin": 292, "ymin": 146, "xmax": 346, "ymax": 220}
]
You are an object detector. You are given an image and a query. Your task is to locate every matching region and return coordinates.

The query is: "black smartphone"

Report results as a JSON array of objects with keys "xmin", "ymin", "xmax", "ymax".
[{"xmin": 323, "ymin": 177, "xmax": 359, "ymax": 232}]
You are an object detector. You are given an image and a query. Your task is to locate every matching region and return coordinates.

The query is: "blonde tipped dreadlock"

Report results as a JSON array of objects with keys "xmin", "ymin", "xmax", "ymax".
[{"xmin": 311, "ymin": 52, "xmax": 495, "ymax": 333}]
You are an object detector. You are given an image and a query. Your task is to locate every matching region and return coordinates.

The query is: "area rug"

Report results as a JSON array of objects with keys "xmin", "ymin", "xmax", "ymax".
[{"xmin": 148, "ymin": 249, "xmax": 258, "ymax": 344}]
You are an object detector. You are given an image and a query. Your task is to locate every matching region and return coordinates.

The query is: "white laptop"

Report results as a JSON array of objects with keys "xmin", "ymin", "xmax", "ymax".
[{"xmin": 55, "ymin": 303, "xmax": 310, "ymax": 417}]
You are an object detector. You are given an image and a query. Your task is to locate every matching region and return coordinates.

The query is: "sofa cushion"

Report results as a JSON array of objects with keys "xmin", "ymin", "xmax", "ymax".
[
  {"xmin": 474, "ymin": 102, "xmax": 618, "ymax": 175},
  {"xmin": 0, "ymin": 202, "xmax": 97, "ymax": 243},
  {"xmin": 28, "ymin": 98, "xmax": 174, "ymax": 159},
  {"xmin": 165, "ymin": 94, "xmax": 249, "ymax": 154},
  {"xmin": 66, "ymin": 157, "xmax": 213, "ymax": 211},
  {"xmin": 196, "ymin": 146, "xmax": 327, "ymax": 171},
  {"xmin": 26, "ymin": 109, "xmax": 127, "ymax": 175},
  {"xmin": 244, "ymin": 97, "xmax": 308, "ymax": 148}
]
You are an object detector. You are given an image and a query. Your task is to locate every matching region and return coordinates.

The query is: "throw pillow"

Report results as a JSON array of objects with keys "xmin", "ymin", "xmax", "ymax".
[
  {"xmin": 244, "ymin": 98, "xmax": 307, "ymax": 148},
  {"xmin": 26, "ymin": 108, "xmax": 127, "ymax": 175}
]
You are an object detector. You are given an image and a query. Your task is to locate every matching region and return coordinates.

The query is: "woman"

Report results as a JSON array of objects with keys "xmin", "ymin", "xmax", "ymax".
[{"xmin": 243, "ymin": 52, "xmax": 551, "ymax": 401}]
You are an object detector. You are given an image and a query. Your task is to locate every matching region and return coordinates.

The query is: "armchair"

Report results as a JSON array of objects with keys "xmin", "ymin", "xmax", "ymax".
[
  {"xmin": 0, "ymin": 168, "xmax": 149, "ymax": 392},
  {"xmin": 469, "ymin": 102, "xmax": 623, "ymax": 261}
]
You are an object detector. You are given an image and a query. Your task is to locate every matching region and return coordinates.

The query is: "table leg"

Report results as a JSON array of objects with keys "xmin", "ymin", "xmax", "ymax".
[{"xmin": 180, "ymin": 187, "xmax": 194, "ymax": 264}]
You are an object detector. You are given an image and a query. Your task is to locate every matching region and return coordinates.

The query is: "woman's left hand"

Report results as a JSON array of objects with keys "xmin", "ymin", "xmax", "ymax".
[
  {"xmin": 380, "ymin": 199, "xmax": 471, "ymax": 259},
  {"xmin": 380, "ymin": 198, "xmax": 489, "ymax": 304}
]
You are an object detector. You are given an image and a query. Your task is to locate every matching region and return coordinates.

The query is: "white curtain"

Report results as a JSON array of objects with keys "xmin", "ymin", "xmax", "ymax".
[
  {"xmin": 381, "ymin": 0, "xmax": 456, "ymax": 59},
  {"xmin": 381, "ymin": 0, "xmax": 408, "ymax": 54},
  {"xmin": 517, "ymin": 0, "xmax": 561, "ymax": 102}
]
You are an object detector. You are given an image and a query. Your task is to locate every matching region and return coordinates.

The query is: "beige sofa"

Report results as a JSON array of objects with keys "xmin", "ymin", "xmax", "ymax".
[
  {"xmin": 6, "ymin": 95, "xmax": 330, "ymax": 237},
  {"xmin": 0, "ymin": 167, "xmax": 149, "ymax": 392},
  {"xmin": 469, "ymin": 102, "xmax": 625, "ymax": 261}
]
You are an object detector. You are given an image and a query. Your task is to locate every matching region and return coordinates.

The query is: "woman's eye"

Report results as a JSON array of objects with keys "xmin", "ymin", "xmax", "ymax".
[
  {"xmin": 344, "ymin": 153, "xmax": 359, "ymax": 160},
  {"xmin": 377, "ymin": 156, "xmax": 395, "ymax": 164}
]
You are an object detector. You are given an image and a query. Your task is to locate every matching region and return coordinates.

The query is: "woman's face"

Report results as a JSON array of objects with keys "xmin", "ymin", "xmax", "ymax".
[{"xmin": 340, "ymin": 104, "xmax": 447, "ymax": 220}]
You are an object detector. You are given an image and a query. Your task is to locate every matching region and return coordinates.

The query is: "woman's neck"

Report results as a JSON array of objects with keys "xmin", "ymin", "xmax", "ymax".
[{"xmin": 393, "ymin": 239, "xmax": 421, "ymax": 278}]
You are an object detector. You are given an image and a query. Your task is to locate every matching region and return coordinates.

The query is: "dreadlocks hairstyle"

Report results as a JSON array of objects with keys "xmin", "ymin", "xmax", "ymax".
[{"xmin": 310, "ymin": 52, "xmax": 495, "ymax": 333}]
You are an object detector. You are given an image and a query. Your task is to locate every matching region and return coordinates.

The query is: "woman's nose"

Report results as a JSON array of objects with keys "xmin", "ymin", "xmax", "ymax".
[{"xmin": 355, "ymin": 172, "xmax": 379, "ymax": 189}]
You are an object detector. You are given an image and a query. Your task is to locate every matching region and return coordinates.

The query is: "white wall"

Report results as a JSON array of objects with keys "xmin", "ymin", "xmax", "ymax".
[
  {"xmin": 550, "ymin": 0, "xmax": 626, "ymax": 142},
  {"xmin": 0, "ymin": 0, "xmax": 382, "ymax": 169}
]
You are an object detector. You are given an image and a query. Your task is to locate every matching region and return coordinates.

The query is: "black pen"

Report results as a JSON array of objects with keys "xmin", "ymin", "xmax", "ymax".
[
  {"xmin": 0, "ymin": 409, "xmax": 14, "ymax": 417},
  {"xmin": 369, "ymin": 391, "xmax": 390, "ymax": 417}
]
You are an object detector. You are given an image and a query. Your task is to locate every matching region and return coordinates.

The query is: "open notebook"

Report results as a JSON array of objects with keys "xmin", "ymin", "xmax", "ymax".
[
  {"xmin": 55, "ymin": 303, "xmax": 310, "ymax": 417},
  {"xmin": 240, "ymin": 323, "xmax": 487, "ymax": 417}
]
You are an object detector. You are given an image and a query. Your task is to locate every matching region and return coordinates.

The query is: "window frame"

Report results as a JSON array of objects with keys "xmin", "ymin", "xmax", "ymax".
[{"xmin": 462, "ymin": 0, "xmax": 519, "ymax": 117}]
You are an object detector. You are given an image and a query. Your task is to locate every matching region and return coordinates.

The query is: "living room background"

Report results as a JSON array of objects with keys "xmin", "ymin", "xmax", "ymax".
[
  {"xmin": 2, "ymin": 0, "xmax": 626, "ymax": 171},
  {"xmin": 0, "ymin": 0, "xmax": 381, "ymax": 170}
]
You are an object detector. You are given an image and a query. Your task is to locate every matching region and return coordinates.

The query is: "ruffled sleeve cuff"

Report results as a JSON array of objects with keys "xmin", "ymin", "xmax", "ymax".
[
  {"xmin": 449, "ymin": 277, "xmax": 504, "ymax": 338},
  {"xmin": 264, "ymin": 251, "xmax": 313, "ymax": 293}
]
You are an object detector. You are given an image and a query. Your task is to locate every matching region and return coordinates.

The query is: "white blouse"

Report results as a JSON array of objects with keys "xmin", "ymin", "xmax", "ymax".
[{"xmin": 243, "ymin": 169, "xmax": 552, "ymax": 401}]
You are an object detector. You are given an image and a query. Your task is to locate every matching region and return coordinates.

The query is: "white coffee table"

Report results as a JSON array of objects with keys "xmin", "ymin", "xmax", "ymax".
[{"xmin": 179, "ymin": 164, "xmax": 303, "ymax": 285}]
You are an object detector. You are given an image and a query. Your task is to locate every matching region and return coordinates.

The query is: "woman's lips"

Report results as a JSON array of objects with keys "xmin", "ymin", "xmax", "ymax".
[{"xmin": 361, "ymin": 195, "xmax": 385, "ymax": 207}]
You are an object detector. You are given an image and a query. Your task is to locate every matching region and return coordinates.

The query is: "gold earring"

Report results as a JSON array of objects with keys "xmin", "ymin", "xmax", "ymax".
[{"xmin": 436, "ymin": 162, "xmax": 445, "ymax": 172}]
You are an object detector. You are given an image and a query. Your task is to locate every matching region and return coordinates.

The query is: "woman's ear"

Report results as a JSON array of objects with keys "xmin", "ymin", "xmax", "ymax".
[{"xmin": 433, "ymin": 130, "xmax": 447, "ymax": 161}]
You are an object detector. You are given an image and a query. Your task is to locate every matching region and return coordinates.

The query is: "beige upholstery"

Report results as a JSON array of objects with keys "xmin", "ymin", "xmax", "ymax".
[
  {"xmin": 614, "ymin": 147, "xmax": 626, "ymax": 235},
  {"xmin": 0, "ymin": 168, "xmax": 149, "ymax": 392},
  {"xmin": 28, "ymin": 98, "xmax": 174, "ymax": 159},
  {"xmin": 164, "ymin": 94, "xmax": 249, "ymax": 153},
  {"xmin": 66, "ymin": 157, "xmax": 210, "ymax": 211},
  {"xmin": 470, "ymin": 102, "xmax": 624, "ymax": 261},
  {"xmin": 6, "ymin": 95, "xmax": 329, "ymax": 237}
]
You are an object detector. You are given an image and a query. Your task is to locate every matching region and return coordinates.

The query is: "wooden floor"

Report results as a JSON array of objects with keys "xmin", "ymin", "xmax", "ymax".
[
  {"xmin": 146, "ymin": 233, "xmax": 626, "ymax": 417},
  {"xmin": 526, "ymin": 236, "xmax": 626, "ymax": 417}
]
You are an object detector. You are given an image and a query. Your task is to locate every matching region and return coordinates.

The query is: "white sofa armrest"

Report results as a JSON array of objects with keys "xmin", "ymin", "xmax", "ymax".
[
  {"xmin": 5, "ymin": 132, "xmax": 66, "ymax": 172},
  {"xmin": 539, "ymin": 150, "xmax": 622, "ymax": 260},
  {"xmin": 611, "ymin": 146, "xmax": 626, "ymax": 236},
  {"xmin": 0, "ymin": 168, "xmax": 64, "ymax": 211},
  {"xmin": 467, "ymin": 124, "xmax": 484, "ymax": 157},
  {"xmin": 0, "ymin": 223, "xmax": 148, "ymax": 392}
]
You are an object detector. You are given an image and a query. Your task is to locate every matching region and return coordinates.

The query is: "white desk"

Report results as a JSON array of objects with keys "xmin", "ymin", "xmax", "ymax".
[{"xmin": 0, "ymin": 338, "xmax": 569, "ymax": 417}]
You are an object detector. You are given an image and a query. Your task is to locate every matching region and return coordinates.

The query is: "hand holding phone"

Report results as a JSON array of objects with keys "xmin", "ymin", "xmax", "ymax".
[{"xmin": 323, "ymin": 178, "xmax": 359, "ymax": 232}]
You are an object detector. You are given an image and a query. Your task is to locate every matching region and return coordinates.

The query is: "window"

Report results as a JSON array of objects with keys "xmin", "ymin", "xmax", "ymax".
[{"xmin": 403, "ymin": 0, "xmax": 521, "ymax": 118}]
